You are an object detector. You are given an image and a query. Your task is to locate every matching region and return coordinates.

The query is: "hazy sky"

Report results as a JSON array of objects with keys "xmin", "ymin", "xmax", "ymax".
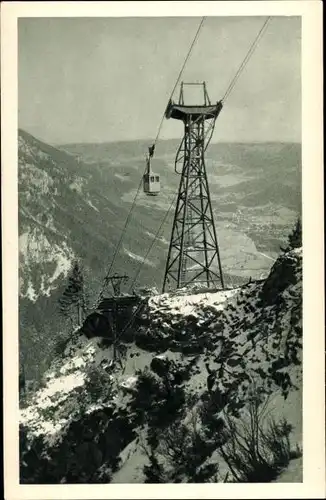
[{"xmin": 18, "ymin": 16, "xmax": 301, "ymax": 145}]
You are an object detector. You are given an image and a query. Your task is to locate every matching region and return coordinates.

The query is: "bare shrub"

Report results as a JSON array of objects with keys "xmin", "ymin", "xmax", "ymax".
[
  {"xmin": 142, "ymin": 410, "xmax": 219, "ymax": 483},
  {"xmin": 217, "ymin": 384, "xmax": 301, "ymax": 482}
]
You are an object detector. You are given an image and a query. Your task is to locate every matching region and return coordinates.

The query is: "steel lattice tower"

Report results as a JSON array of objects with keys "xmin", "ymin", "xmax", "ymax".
[{"xmin": 162, "ymin": 82, "xmax": 225, "ymax": 292}]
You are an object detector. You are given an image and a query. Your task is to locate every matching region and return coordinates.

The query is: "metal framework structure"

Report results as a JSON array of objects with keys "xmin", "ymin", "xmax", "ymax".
[
  {"xmin": 103, "ymin": 273, "xmax": 129, "ymax": 297},
  {"xmin": 162, "ymin": 82, "xmax": 225, "ymax": 292}
]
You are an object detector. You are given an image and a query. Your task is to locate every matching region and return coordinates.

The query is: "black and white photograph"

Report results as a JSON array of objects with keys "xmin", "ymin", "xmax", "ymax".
[{"xmin": 2, "ymin": 1, "xmax": 324, "ymax": 497}]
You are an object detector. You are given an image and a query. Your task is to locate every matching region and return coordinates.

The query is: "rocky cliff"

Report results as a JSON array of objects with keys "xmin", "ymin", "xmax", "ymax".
[
  {"xmin": 18, "ymin": 130, "xmax": 301, "ymax": 383},
  {"xmin": 20, "ymin": 247, "xmax": 302, "ymax": 483}
]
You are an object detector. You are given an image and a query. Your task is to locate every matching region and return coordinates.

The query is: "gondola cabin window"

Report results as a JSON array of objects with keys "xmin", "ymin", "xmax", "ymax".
[
  {"xmin": 143, "ymin": 172, "xmax": 160, "ymax": 196},
  {"xmin": 143, "ymin": 144, "xmax": 160, "ymax": 195}
]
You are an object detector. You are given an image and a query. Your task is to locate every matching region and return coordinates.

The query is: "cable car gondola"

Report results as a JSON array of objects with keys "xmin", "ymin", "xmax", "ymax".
[
  {"xmin": 96, "ymin": 15, "xmax": 272, "ymax": 303},
  {"xmin": 143, "ymin": 145, "xmax": 160, "ymax": 196}
]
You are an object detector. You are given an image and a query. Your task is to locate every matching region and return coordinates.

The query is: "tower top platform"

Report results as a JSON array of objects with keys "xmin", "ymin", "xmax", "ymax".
[{"xmin": 165, "ymin": 99, "xmax": 223, "ymax": 121}]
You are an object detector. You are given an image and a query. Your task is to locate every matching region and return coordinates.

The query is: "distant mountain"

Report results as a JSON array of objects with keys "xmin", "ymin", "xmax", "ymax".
[
  {"xmin": 60, "ymin": 138, "xmax": 302, "ymax": 257},
  {"xmin": 18, "ymin": 130, "xmax": 180, "ymax": 303},
  {"xmin": 18, "ymin": 130, "xmax": 179, "ymax": 378},
  {"xmin": 18, "ymin": 130, "xmax": 301, "ymax": 380},
  {"xmin": 59, "ymin": 138, "xmax": 181, "ymax": 164}
]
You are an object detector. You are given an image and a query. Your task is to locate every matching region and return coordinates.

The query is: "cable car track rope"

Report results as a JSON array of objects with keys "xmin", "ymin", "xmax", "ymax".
[
  {"xmin": 128, "ymin": 17, "xmax": 272, "ymax": 292},
  {"xmin": 129, "ymin": 193, "xmax": 178, "ymax": 292},
  {"xmin": 221, "ymin": 16, "xmax": 271, "ymax": 102},
  {"xmin": 97, "ymin": 16, "xmax": 271, "ymax": 302},
  {"xmin": 153, "ymin": 16, "xmax": 206, "ymax": 149},
  {"xmin": 96, "ymin": 16, "xmax": 206, "ymax": 302},
  {"xmin": 101, "ymin": 176, "xmax": 143, "ymax": 285}
]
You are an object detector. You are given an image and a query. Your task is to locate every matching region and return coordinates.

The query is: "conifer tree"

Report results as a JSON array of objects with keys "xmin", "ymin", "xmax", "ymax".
[
  {"xmin": 58, "ymin": 260, "xmax": 87, "ymax": 326},
  {"xmin": 288, "ymin": 217, "xmax": 302, "ymax": 249},
  {"xmin": 19, "ymin": 364, "xmax": 26, "ymax": 398},
  {"xmin": 281, "ymin": 217, "xmax": 302, "ymax": 253}
]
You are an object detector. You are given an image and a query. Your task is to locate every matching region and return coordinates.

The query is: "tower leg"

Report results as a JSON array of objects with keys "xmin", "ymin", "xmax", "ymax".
[{"xmin": 162, "ymin": 115, "xmax": 224, "ymax": 293}]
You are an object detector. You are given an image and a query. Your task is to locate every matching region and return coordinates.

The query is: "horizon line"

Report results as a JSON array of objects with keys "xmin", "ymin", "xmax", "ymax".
[
  {"xmin": 18, "ymin": 128, "xmax": 301, "ymax": 148},
  {"xmin": 58, "ymin": 138, "xmax": 302, "ymax": 147},
  {"xmin": 18, "ymin": 127, "xmax": 302, "ymax": 148}
]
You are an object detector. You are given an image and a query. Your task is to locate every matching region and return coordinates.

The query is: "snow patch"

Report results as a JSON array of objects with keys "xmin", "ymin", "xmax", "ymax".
[
  {"xmin": 149, "ymin": 288, "xmax": 239, "ymax": 317},
  {"xmin": 25, "ymin": 282, "xmax": 37, "ymax": 302},
  {"xmin": 123, "ymin": 247, "xmax": 156, "ymax": 268},
  {"xmin": 114, "ymin": 173, "xmax": 130, "ymax": 182},
  {"xmin": 48, "ymin": 246, "xmax": 72, "ymax": 284},
  {"xmin": 19, "ymin": 227, "xmax": 74, "ymax": 300},
  {"xmin": 20, "ymin": 370, "xmax": 86, "ymax": 445},
  {"xmin": 120, "ymin": 376, "xmax": 138, "ymax": 391},
  {"xmin": 110, "ymin": 430, "xmax": 148, "ymax": 483},
  {"xmin": 145, "ymin": 231, "xmax": 168, "ymax": 245},
  {"xmin": 69, "ymin": 177, "xmax": 84, "ymax": 194},
  {"xmin": 86, "ymin": 199, "xmax": 99, "ymax": 212},
  {"xmin": 38, "ymin": 372, "xmax": 85, "ymax": 407}
]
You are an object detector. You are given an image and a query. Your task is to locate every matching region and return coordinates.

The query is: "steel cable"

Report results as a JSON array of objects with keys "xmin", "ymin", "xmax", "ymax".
[
  {"xmin": 97, "ymin": 17, "xmax": 206, "ymax": 302},
  {"xmin": 153, "ymin": 16, "xmax": 206, "ymax": 148},
  {"xmin": 128, "ymin": 193, "xmax": 177, "ymax": 292},
  {"xmin": 222, "ymin": 17, "xmax": 271, "ymax": 102}
]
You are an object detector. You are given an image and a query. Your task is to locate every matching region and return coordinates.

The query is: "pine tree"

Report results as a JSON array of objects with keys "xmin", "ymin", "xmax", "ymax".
[
  {"xmin": 281, "ymin": 217, "xmax": 302, "ymax": 253},
  {"xmin": 288, "ymin": 217, "xmax": 302, "ymax": 249},
  {"xmin": 58, "ymin": 260, "xmax": 87, "ymax": 326},
  {"xmin": 19, "ymin": 365, "xmax": 26, "ymax": 398}
]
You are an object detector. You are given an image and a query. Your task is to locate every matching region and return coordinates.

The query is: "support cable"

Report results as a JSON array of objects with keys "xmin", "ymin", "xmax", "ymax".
[
  {"xmin": 221, "ymin": 17, "xmax": 271, "ymax": 102},
  {"xmin": 96, "ymin": 16, "xmax": 206, "ymax": 303},
  {"xmin": 97, "ymin": 15, "xmax": 269, "ymax": 301},
  {"xmin": 104, "ymin": 178, "xmax": 142, "ymax": 280},
  {"xmin": 127, "ymin": 17, "xmax": 271, "ymax": 295},
  {"xmin": 152, "ymin": 16, "xmax": 206, "ymax": 149},
  {"xmin": 128, "ymin": 193, "xmax": 177, "ymax": 292},
  {"xmin": 125, "ymin": 17, "xmax": 206, "ymax": 291},
  {"xmin": 94, "ymin": 176, "xmax": 144, "ymax": 306}
]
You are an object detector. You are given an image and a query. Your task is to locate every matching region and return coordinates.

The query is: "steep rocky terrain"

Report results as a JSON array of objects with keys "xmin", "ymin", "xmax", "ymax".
[
  {"xmin": 18, "ymin": 129, "xmax": 174, "ymax": 379},
  {"xmin": 20, "ymin": 247, "xmax": 302, "ymax": 483},
  {"xmin": 18, "ymin": 129, "xmax": 160, "ymax": 303},
  {"xmin": 18, "ymin": 129, "xmax": 301, "ymax": 383}
]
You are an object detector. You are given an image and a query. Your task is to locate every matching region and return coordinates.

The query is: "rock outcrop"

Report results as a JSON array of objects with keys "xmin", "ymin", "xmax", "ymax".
[{"xmin": 20, "ymin": 248, "xmax": 302, "ymax": 484}]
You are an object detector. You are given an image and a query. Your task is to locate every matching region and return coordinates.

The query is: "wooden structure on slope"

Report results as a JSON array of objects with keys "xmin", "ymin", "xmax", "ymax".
[{"xmin": 80, "ymin": 274, "xmax": 144, "ymax": 344}]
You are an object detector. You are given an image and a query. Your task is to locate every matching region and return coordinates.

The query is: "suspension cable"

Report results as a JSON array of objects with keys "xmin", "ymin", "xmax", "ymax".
[
  {"xmin": 222, "ymin": 17, "xmax": 271, "ymax": 102},
  {"xmin": 152, "ymin": 16, "xmax": 206, "ymax": 149},
  {"xmin": 128, "ymin": 193, "xmax": 177, "ymax": 292},
  {"xmin": 93, "ymin": 176, "xmax": 144, "ymax": 306},
  {"xmin": 126, "ymin": 17, "xmax": 206, "ymax": 292},
  {"xmin": 105, "ymin": 178, "xmax": 143, "ymax": 279},
  {"xmin": 96, "ymin": 16, "xmax": 206, "ymax": 304},
  {"xmin": 127, "ymin": 17, "xmax": 271, "ymax": 295},
  {"xmin": 114, "ymin": 297, "xmax": 147, "ymax": 345}
]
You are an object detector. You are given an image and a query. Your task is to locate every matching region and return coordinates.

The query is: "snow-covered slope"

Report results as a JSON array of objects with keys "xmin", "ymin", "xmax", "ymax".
[
  {"xmin": 19, "ymin": 131, "xmax": 77, "ymax": 300},
  {"xmin": 18, "ymin": 128, "xmax": 169, "ymax": 380},
  {"xmin": 20, "ymin": 247, "xmax": 302, "ymax": 484},
  {"xmin": 19, "ymin": 228, "xmax": 75, "ymax": 301},
  {"xmin": 18, "ymin": 130, "xmax": 301, "ymax": 384}
]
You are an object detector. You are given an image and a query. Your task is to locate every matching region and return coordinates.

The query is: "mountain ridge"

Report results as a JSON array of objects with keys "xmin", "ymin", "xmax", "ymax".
[
  {"xmin": 18, "ymin": 129, "xmax": 301, "ymax": 381},
  {"xmin": 19, "ymin": 127, "xmax": 301, "ymax": 148},
  {"xmin": 20, "ymin": 246, "xmax": 302, "ymax": 483}
]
